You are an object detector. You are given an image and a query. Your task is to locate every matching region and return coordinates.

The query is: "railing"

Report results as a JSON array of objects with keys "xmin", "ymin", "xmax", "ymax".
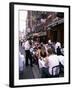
[
  {"xmin": 27, "ymin": 18, "xmax": 64, "ymax": 34},
  {"xmin": 48, "ymin": 18, "xmax": 64, "ymax": 27}
]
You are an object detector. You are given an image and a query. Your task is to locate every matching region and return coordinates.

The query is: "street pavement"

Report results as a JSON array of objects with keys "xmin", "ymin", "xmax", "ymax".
[{"xmin": 19, "ymin": 44, "xmax": 41, "ymax": 79}]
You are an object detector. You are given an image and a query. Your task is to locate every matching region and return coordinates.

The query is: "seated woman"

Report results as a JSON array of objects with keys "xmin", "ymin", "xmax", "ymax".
[{"xmin": 38, "ymin": 48, "xmax": 49, "ymax": 78}]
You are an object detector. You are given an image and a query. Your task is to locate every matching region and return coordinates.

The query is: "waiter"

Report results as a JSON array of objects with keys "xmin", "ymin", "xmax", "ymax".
[{"xmin": 24, "ymin": 38, "xmax": 33, "ymax": 67}]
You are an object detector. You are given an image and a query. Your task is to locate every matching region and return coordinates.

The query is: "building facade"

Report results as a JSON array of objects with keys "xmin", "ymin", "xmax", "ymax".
[{"xmin": 26, "ymin": 11, "xmax": 64, "ymax": 45}]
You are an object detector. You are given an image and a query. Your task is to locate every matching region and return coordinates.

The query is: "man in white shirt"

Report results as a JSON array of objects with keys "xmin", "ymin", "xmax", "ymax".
[
  {"xmin": 24, "ymin": 40, "xmax": 30, "ymax": 50},
  {"xmin": 24, "ymin": 39, "xmax": 33, "ymax": 67},
  {"xmin": 47, "ymin": 48, "xmax": 59, "ymax": 76}
]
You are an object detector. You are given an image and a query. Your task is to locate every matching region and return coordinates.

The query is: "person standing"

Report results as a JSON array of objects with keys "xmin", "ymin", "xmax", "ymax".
[
  {"xmin": 55, "ymin": 41, "xmax": 61, "ymax": 53},
  {"xmin": 57, "ymin": 46, "xmax": 62, "ymax": 55},
  {"xmin": 24, "ymin": 38, "xmax": 33, "ymax": 67}
]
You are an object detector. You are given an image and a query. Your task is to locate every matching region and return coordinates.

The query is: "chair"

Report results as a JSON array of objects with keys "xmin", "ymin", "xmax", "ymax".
[
  {"xmin": 52, "ymin": 65, "xmax": 60, "ymax": 77},
  {"xmin": 59, "ymin": 62, "xmax": 64, "ymax": 76}
]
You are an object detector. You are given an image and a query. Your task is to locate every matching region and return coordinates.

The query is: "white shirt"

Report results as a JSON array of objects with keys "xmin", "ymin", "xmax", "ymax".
[
  {"xmin": 48, "ymin": 40, "xmax": 51, "ymax": 44},
  {"xmin": 61, "ymin": 48, "xmax": 64, "ymax": 55},
  {"xmin": 47, "ymin": 54, "xmax": 59, "ymax": 75},
  {"xmin": 55, "ymin": 42, "xmax": 61, "ymax": 53},
  {"xmin": 38, "ymin": 58, "xmax": 47, "ymax": 68},
  {"xmin": 58, "ymin": 55, "xmax": 64, "ymax": 66},
  {"xmin": 55, "ymin": 42, "xmax": 61, "ymax": 49},
  {"xmin": 30, "ymin": 48, "xmax": 33, "ymax": 53},
  {"xmin": 24, "ymin": 40, "xmax": 30, "ymax": 50}
]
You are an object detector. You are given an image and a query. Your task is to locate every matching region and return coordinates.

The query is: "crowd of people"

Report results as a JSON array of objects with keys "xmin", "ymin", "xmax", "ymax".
[{"xmin": 20, "ymin": 38, "xmax": 64, "ymax": 78}]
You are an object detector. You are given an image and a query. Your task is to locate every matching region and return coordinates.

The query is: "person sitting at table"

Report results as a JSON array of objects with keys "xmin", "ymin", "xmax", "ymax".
[
  {"xmin": 38, "ymin": 48, "xmax": 48, "ymax": 78},
  {"xmin": 46, "ymin": 48, "xmax": 60, "ymax": 76},
  {"xmin": 35, "ymin": 44, "xmax": 46, "ymax": 66},
  {"xmin": 36, "ymin": 46, "xmax": 41, "ymax": 59}
]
